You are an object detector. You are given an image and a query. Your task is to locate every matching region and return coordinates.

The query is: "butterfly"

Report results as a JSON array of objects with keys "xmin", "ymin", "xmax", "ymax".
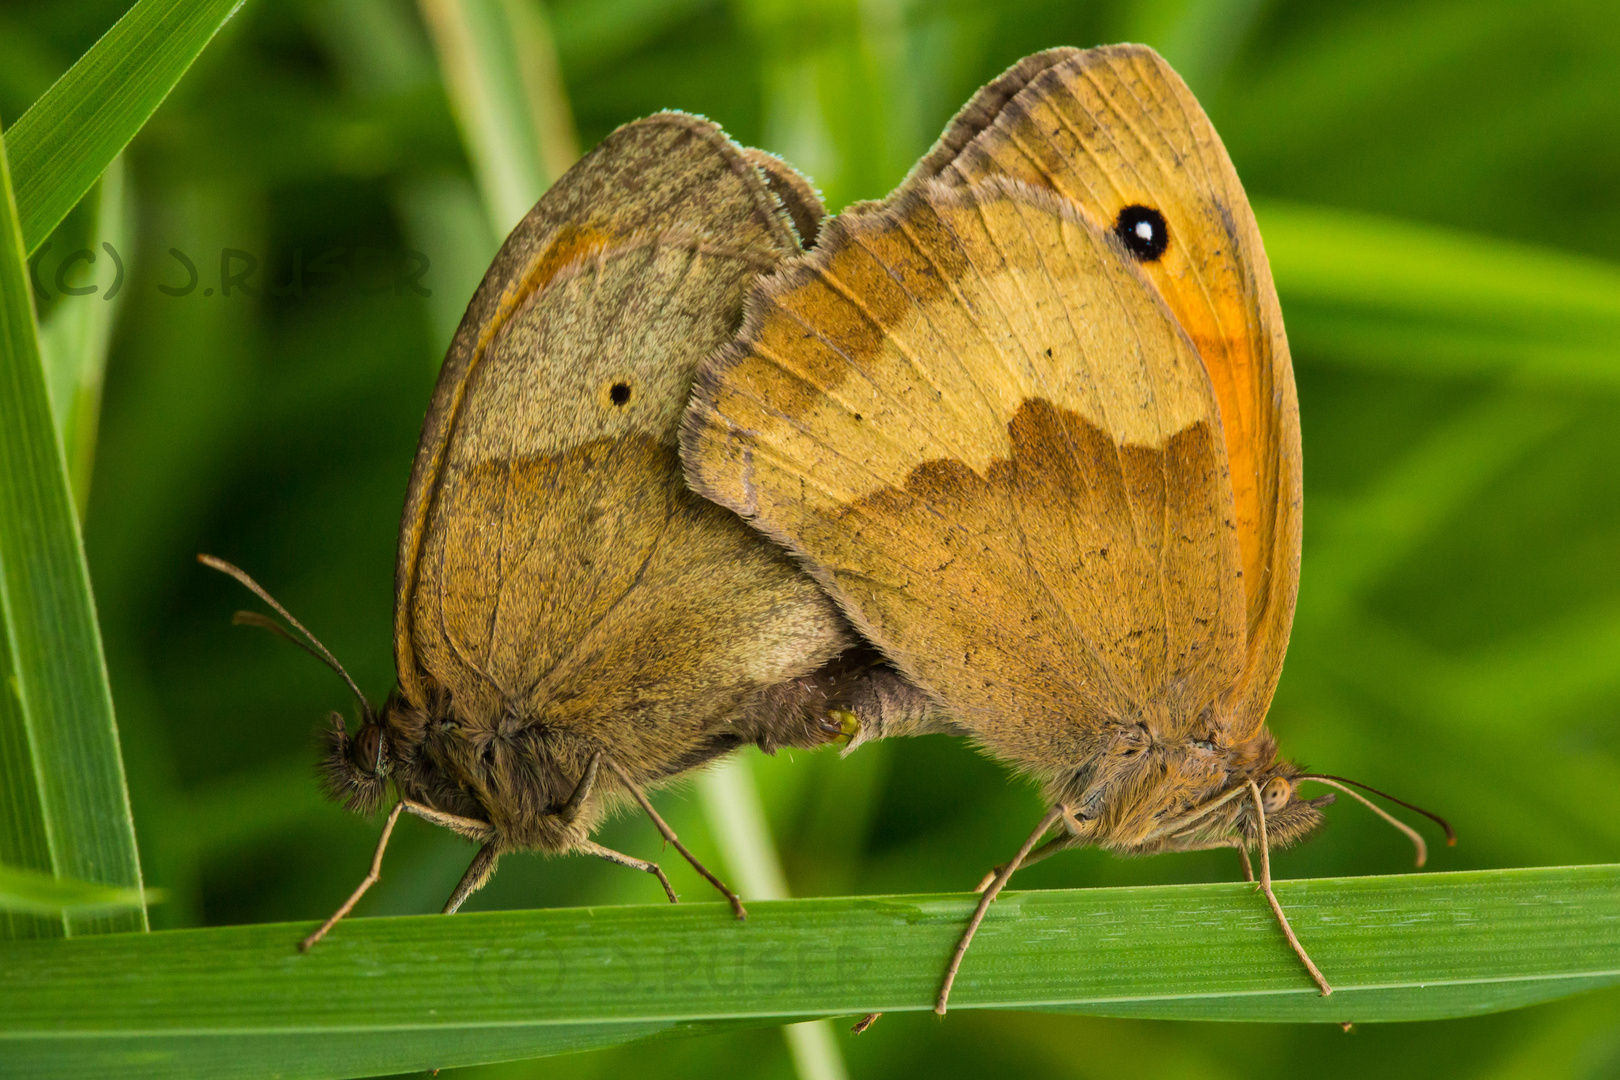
[
  {"xmin": 682, "ymin": 44, "xmax": 1450, "ymax": 1012},
  {"xmin": 206, "ymin": 112, "xmax": 898, "ymax": 946}
]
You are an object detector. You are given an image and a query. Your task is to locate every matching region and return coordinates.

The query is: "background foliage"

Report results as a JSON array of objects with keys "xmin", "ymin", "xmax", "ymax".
[{"xmin": 3, "ymin": 0, "xmax": 1618, "ymax": 1077}]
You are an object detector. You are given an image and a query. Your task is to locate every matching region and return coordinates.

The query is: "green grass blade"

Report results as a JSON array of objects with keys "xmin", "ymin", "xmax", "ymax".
[
  {"xmin": 7, "ymin": 0, "xmax": 247, "ymax": 255},
  {"xmin": 550, "ymin": 0, "xmax": 715, "ymax": 76},
  {"xmin": 2, "ymin": 867, "xmax": 1616, "ymax": 1078},
  {"xmin": 0, "ymin": 120, "xmax": 144, "ymax": 938},
  {"xmin": 699, "ymin": 757, "xmax": 850, "ymax": 1080},
  {"xmin": 1257, "ymin": 200, "xmax": 1620, "ymax": 386},
  {"xmin": 0, "ymin": 862, "xmax": 155, "ymax": 915},
  {"xmin": 36, "ymin": 155, "xmax": 127, "ymax": 515},
  {"xmin": 1300, "ymin": 390, "xmax": 1568, "ymax": 622},
  {"xmin": 418, "ymin": 0, "xmax": 579, "ymax": 237},
  {"xmin": 740, "ymin": 0, "xmax": 916, "ymax": 210},
  {"xmin": 1125, "ymin": 0, "xmax": 1267, "ymax": 96}
]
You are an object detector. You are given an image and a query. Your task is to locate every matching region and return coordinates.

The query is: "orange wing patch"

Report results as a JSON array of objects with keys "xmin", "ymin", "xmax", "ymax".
[
  {"xmin": 394, "ymin": 225, "xmax": 613, "ymax": 703},
  {"xmin": 913, "ymin": 45, "xmax": 1298, "ymax": 666}
]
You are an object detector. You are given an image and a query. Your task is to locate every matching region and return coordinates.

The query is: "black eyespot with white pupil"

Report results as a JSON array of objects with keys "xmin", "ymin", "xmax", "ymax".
[{"xmin": 1115, "ymin": 205, "xmax": 1169, "ymax": 262}]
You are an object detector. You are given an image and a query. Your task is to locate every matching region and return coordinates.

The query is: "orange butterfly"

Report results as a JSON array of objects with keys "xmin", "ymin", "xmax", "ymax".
[{"xmin": 683, "ymin": 44, "xmax": 1450, "ymax": 1012}]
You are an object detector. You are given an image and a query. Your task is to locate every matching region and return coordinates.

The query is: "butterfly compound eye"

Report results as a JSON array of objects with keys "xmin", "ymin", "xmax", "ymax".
[
  {"xmin": 1261, "ymin": 776, "xmax": 1293, "ymax": 814},
  {"xmin": 351, "ymin": 724, "xmax": 384, "ymax": 777},
  {"xmin": 1114, "ymin": 205, "xmax": 1169, "ymax": 262}
]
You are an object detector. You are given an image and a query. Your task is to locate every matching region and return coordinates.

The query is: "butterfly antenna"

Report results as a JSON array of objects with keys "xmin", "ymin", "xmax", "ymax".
[
  {"xmin": 232, "ymin": 610, "xmax": 326, "ymax": 665},
  {"xmin": 1297, "ymin": 774, "xmax": 1455, "ymax": 868},
  {"xmin": 1305, "ymin": 774, "xmax": 1456, "ymax": 844},
  {"xmin": 198, "ymin": 554, "xmax": 374, "ymax": 721}
]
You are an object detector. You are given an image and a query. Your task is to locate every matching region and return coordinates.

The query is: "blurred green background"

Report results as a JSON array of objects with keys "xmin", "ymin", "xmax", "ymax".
[{"xmin": 5, "ymin": 0, "xmax": 1620, "ymax": 1076}]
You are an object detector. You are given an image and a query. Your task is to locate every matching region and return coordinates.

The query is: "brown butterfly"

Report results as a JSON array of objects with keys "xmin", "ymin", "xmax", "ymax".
[
  {"xmin": 206, "ymin": 112, "xmax": 902, "ymax": 947},
  {"xmin": 682, "ymin": 45, "xmax": 1451, "ymax": 1012}
]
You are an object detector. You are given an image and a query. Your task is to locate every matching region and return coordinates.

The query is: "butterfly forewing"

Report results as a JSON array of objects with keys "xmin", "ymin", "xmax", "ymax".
[
  {"xmin": 685, "ymin": 180, "xmax": 1248, "ymax": 778},
  {"xmin": 412, "ymin": 239, "xmax": 842, "ymax": 746},
  {"xmin": 396, "ymin": 113, "xmax": 810, "ymax": 705},
  {"xmin": 398, "ymin": 114, "xmax": 858, "ymax": 831},
  {"xmin": 907, "ymin": 44, "xmax": 1301, "ymax": 730}
]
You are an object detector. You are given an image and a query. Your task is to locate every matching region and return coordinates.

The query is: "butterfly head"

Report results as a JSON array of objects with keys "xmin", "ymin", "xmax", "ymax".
[
  {"xmin": 319, "ymin": 709, "xmax": 391, "ymax": 815},
  {"xmin": 1222, "ymin": 765, "xmax": 1337, "ymax": 853},
  {"xmin": 1055, "ymin": 720, "xmax": 1333, "ymax": 856}
]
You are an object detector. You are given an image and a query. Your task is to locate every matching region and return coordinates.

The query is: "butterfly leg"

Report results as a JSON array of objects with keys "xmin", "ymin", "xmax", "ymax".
[
  {"xmin": 577, "ymin": 839, "xmax": 679, "ymax": 904},
  {"xmin": 603, "ymin": 756, "xmax": 748, "ymax": 919},
  {"xmin": 1235, "ymin": 842, "xmax": 1254, "ymax": 883},
  {"xmin": 300, "ymin": 800, "xmax": 405, "ymax": 951},
  {"xmin": 937, "ymin": 804, "xmax": 1067, "ymax": 1015},
  {"xmin": 401, "ymin": 799, "xmax": 495, "ymax": 839},
  {"xmin": 972, "ymin": 832, "xmax": 1080, "ymax": 892},
  {"xmin": 442, "ymin": 843, "xmax": 500, "ymax": 913},
  {"xmin": 1173, "ymin": 836, "xmax": 1257, "ymax": 882},
  {"xmin": 1246, "ymin": 780, "xmax": 1333, "ymax": 995},
  {"xmin": 557, "ymin": 751, "xmax": 602, "ymax": 824}
]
